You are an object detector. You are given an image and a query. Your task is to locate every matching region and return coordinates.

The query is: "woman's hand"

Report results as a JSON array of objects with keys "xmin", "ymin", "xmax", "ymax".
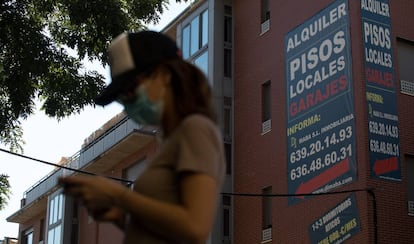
[
  {"xmin": 59, "ymin": 175, "xmax": 128, "ymax": 222},
  {"xmin": 89, "ymin": 206, "xmax": 125, "ymax": 225}
]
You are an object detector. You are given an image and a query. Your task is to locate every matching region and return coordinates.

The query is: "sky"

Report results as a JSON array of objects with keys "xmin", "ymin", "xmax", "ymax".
[{"xmin": 0, "ymin": 1, "xmax": 190, "ymax": 239}]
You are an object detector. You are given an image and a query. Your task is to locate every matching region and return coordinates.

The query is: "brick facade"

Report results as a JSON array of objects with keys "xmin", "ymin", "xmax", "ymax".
[{"xmin": 233, "ymin": 0, "xmax": 414, "ymax": 243}]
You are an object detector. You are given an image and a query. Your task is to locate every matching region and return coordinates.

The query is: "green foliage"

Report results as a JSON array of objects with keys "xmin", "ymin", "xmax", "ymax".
[
  {"xmin": 0, "ymin": 0, "xmax": 186, "ymax": 151},
  {"xmin": 0, "ymin": 174, "xmax": 11, "ymax": 210}
]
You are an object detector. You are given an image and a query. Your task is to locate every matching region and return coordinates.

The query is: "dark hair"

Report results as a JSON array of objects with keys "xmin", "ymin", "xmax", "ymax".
[{"xmin": 161, "ymin": 60, "xmax": 217, "ymax": 124}]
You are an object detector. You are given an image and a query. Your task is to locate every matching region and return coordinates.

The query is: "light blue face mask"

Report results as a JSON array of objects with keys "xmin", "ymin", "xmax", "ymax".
[{"xmin": 122, "ymin": 86, "xmax": 163, "ymax": 126}]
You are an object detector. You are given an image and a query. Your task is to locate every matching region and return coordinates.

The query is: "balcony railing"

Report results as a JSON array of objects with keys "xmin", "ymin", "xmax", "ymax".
[
  {"xmin": 260, "ymin": 19, "xmax": 270, "ymax": 35},
  {"xmin": 262, "ymin": 119, "xmax": 271, "ymax": 134},
  {"xmin": 401, "ymin": 80, "xmax": 414, "ymax": 96},
  {"xmin": 409, "ymin": 200, "xmax": 414, "ymax": 216},
  {"xmin": 262, "ymin": 227, "xmax": 272, "ymax": 243},
  {"xmin": 23, "ymin": 116, "xmax": 141, "ymax": 207}
]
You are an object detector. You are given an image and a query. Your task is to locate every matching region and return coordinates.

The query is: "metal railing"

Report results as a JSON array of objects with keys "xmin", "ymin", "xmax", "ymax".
[
  {"xmin": 23, "ymin": 116, "xmax": 140, "ymax": 206},
  {"xmin": 409, "ymin": 200, "xmax": 414, "ymax": 216}
]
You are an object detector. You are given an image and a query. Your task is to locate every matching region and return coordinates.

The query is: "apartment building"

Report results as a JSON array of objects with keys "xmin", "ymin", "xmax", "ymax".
[
  {"xmin": 7, "ymin": 1, "xmax": 233, "ymax": 243},
  {"xmin": 8, "ymin": 0, "xmax": 414, "ymax": 243},
  {"xmin": 232, "ymin": 0, "xmax": 414, "ymax": 243}
]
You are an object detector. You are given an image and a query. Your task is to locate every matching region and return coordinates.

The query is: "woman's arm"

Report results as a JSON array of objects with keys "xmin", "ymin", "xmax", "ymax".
[
  {"xmin": 60, "ymin": 172, "xmax": 219, "ymax": 243},
  {"xmin": 118, "ymin": 172, "xmax": 219, "ymax": 243},
  {"xmin": 60, "ymin": 176, "xmax": 127, "ymax": 229},
  {"xmin": 89, "ymin": 206, "xmax": 126, "ymax": 229}
]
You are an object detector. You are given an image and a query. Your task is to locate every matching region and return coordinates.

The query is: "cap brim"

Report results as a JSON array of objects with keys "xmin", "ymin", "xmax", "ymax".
[
  {"xmin": 94, "ymin": 82, "xmax": 122, "ymax": 105},
  {"xmin": 94, "ymin": 70, "xmax": 138, "ymax": 106}
]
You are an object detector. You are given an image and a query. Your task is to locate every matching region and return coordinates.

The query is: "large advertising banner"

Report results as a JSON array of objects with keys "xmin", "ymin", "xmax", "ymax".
[
  {"xmin": 285, "ymin": 0, "xmax": 356, "ymax": 204},
  {"xmin": 309, "ymin": 194, "xmax": 361, "ymax": 244},
  {"xmin": 361, "ymin": 0, "xmax": 401, "ymax": 181}
]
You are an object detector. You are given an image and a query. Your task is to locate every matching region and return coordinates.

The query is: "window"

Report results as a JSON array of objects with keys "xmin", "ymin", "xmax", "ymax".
[
  {"xmin": 262, "ymin": 81, "xmax": 271, "ymax": 122},
  {"xmin": 224, "ymin": 6, "xmax": 233, "ymax": 79},
  {"xmin": 223, "ymin": 209, "xmax": 230, "ymax": 238},
  {"xmin": 262, "ymin": 186, "xmax": 272, "ymax": 241},
  {"xmin": 194, "ymin": 50, "xmax": 208, "ymax": 76},
  {"xmin": 224, "ymin": 143, "xmax": 232, "ymax": 175},
  {"xmin": 182, "ymin": 10, "xmax": 209, "ymax": 59},
  {"xmin": 397, "ymin": 39, "xmax": 414, "ymax": 96},
  {"xmin": 262, "ymin": 186, "xmax": 272, "ymax": 228},
  {"xmin": 22, "ymin": 229, "xmax": 33, "ymax": 244},
  {"xmin": 190, "ymin": 17, "xmax": 200, "ymax": 56},
  {"xmin": 261, "ymin": 0, "xmax": 270, "ymax": 34},
  {"xmin": 222, "ymin": 196, "xmax": 231, "ymax": 244},
  {"xmin": 201, "ymin": 10, "xmax": 208, "ymax": 47},
  {"xmin": 261, "ymin": 0, "xmax": 270, "ymax": 23},
  {"xmin": 224, "ymin": 48, "xmax": 232, "ymax": 78},
  {"xmin": 407, "ymin": 156, "xmax": 414, "ymax": 216},
  {"xmin": 262, "ymin": 81, "xmax": 271, "ymax": 134},
  {"xmin": 39, "ymin": 218, "xmax": 45, "ymax": 242},
  {"xmin": 181, "ymin": 9, "xmax": 209, "ymax": 78},
  {"xmin": 224, "ymin": 96, "xmax": 232, "ymax": 139},
  {"xmin": 224, "ymin": 6, "xmax": 233, "ymax": 44},
  {"xmin": 224, "ymin": 97, "xmax": 232, "ymax": 172},
  {"xmin": 47, "ymin": 192, "xmax": 64, "ymax": 244},
  {"xmin": 182, "ymin": 26, "xmax": 190, "ymax": 59}
]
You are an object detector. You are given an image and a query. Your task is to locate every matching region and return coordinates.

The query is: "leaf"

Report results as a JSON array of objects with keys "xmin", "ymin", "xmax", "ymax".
[{"xmin": 0, "ymin": 0, "xmax": 182, "ymax": 149}]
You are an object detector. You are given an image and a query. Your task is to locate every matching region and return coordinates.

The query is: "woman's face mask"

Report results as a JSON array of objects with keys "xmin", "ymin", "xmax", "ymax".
[{"xmin": 122, "ymin": 84, "xmax": 164, "ymax": 126}]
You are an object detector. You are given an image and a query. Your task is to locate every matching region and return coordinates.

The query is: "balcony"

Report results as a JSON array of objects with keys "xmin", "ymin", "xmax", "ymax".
[{"xmin": 7, "ymin": 116, "xmax": 156, "ymax": 223}]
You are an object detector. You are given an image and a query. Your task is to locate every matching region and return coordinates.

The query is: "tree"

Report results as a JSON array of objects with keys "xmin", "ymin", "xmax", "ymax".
[
  {"xmin": 0, "ymin": 0, "xmax": 187, "ymax": 152},
  {"xmin": 0, "ymin": 174, "xmax": 11, "ymax": 210}
]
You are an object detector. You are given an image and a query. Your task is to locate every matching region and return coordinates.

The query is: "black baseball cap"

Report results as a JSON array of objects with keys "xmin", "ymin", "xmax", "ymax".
[{"xmin": 95, "ymin": 31, "xmax": 180, "ymax": 106}]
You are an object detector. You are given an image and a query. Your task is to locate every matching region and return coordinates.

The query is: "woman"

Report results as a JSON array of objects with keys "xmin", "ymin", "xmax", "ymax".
[{"xmin": 60, "ymin": 31, "xmax": 225, "ymax": 244}]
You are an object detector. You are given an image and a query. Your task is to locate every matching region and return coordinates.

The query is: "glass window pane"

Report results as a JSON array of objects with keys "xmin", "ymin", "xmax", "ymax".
[
  {"xmin": 57, "ymin": 194, "xmax": 63, "ymax": 221},
  {"xmin": 194, "ymin": 51, "xmax": 208, "ymax": 77},
  {"xmin": 48, "ymin": 229, "xmax": 54, "ymax": 244},
  {"xmin": 55, "ymin": 225, "xmax": 62, "ymax": 244},
  {"xmin": 190, "ymin": 17, "xmax": 200, "ymax": 55},
  {"xmin": 223, "ymin": 208, "xmax": 230, "ymax": 236},
  {"xmin": 27, "ymin": 232, "xmax": 33, "ymax": 244},
  {"xmin": 224, "ymin": 15, "xmax": 232, "ymax": 43},
  {"xmin": 262, "ymin": 186, "xmax": 272, "ymax": 227},
  {"xmin": 224, "ymin": 48, "xmax": 232, "ymax": 78},
  {"xmin": 261, "ymin": 0, "xmax": 270, "ymax": 22},
  {"xmin": 49, "ymin": 199, "xmax": 54, "ymax": 224},
  {"xmin": 224, "ymin": 107, "xmax": 231, "ymax": 137},
  {"xmin": 53, "ymin": 196, "xmax": 58, "ymax": 223},
  {"xmin": 262, "ymin": 81, "xmax": 271, "ymax": 121},
  {"xmin": 182, "ymin": 25, "xmax": 190, "ymax": 59},
  {"xmin": 201, "ymin": 10, "xmax": 208, "ymax": 47},
  {"xmin": 225, "ymin": 143, "xmax": 232, "ymax": 174}
]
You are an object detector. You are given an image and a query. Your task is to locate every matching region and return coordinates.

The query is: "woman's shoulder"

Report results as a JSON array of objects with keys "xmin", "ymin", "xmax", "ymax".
[
  {"xmin": 177, "ymin": 114, "xmax": 220, "ymax": 138},
  {"xmin": 181, "ymin": 114, "xmax": 215, "ymax": 126}
]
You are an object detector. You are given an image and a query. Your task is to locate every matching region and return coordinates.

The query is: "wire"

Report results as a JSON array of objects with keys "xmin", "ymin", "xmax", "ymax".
[
  {"xmin": 1, "ymin": 147, "xmax": 374, "ymax": 197},
  {"xmin": 222, "ymin": 188, "xmax": 373, "ymax": 197},
  {"xmin": 0, "ymin": 148, "xmax": 134, "ymax": 185},
  {"xmin": 0, "ymin": 148, "xmax": 379, "ymax": 243}
]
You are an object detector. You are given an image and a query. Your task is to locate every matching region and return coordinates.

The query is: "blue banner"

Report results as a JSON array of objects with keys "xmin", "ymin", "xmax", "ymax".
[
  {"xmin": 309, "ymin": 194, "xmax": 361, "ymax": 244},
  {"xmin": 361, "ymin": 0, "xmax": 401, "ymax": 181},
  {"xmin": 285, "ymin": 0, "xmax": 357, "ymax": 204}
]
